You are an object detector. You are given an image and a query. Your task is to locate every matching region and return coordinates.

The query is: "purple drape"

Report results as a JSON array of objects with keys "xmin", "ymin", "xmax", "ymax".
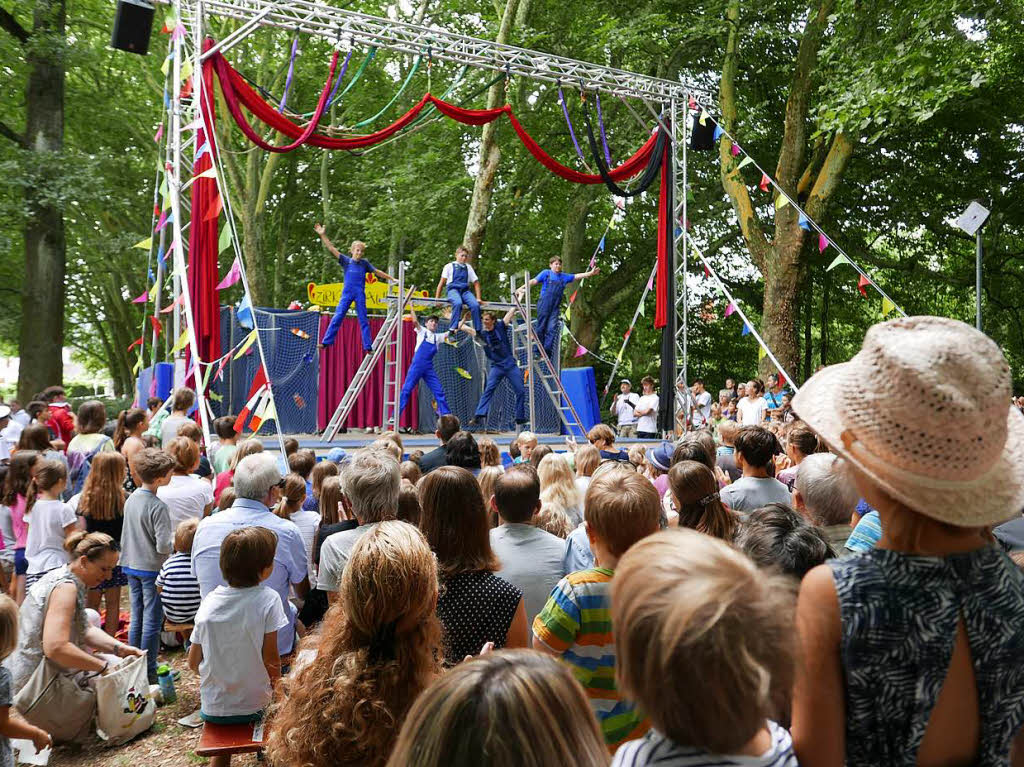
[{"xmin": 317, "ymin": 315, "xmax": 419, "ymax": 430}]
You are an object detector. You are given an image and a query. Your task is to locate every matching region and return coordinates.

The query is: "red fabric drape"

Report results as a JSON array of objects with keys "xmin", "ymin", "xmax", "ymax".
[
  {"xmin": 187, "ymin": 56, "xmax": 222, "ymax": 371},
  {"xmin": 316, "ymin": 316, "xmax": 419, "ymax": 430},
  {"xmin": 655, "ymin": 144, "xmax": 671, "ymax": 329}
]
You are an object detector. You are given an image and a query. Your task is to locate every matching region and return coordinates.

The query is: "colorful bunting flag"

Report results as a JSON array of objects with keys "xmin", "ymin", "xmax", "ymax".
[
  {"xmin": 248, "ymin": 393, "xmax": 270, "ymax": 432},
  {"xmin": 153, "ymin": 124, "xmax": 163, "ymax": 143},
  {"xmin": 818, "ymin": 234, "xmax": 829, "ymax": 253},
  {"xmin": 698, "ymin": 110, "xmax": 709, "ymax": 126},
  {"xmin": 193, "ymin": 167, "xmax": 218, "ymax": 181},
  {"xmin": 171, "ymin": 22, "xmax": 187, "ymax": 42},
  {"xmin": 204, "ymin": 195, "xmax": 223, "ymax": 222},
  {"xmin": 857, "ymin": 274, "xmax": 870, "ymax": 298},
  {"xmin": 646, "ymin": 275, "xmax": 654, "ymax": 292},
  {"xmin": 713, "ymin": 125, "xmax": 724, "ymax": 141},
  {"xmin": 758, "ymin": 345, "xmax": 767, "ymax": 361},
  {"xmin": 160, "ymin": 55, "xmax": 172, "ymax": 77},
  {"xmin": 148, "ymin": 316, "xmax": 162, "ymax": 337},
  {"xmin": 148, "ymin": 277, "xmax": 160, "ymax": 301},
  {"xmin": 201, "ymin": 362, "xmax": 213, "ymax": 392},
  {"xmin": 183, "ymin": 117, "xmax": 204, "ymax": 132},
  {"xmin": 724, "ymin": 302, "xmax": 736, "ymax": 317},
  {"xmin": 882, "ymin": 296, "xmax": 896, "ymax": 316},
  {"xmin": 598, "ymin": 235, "xmax": 606, "ymax": 252},
  {"xmin": 133, "ymin": 237, "xmax": 152, "ymax": 250},
  {"xmin": 157, "ymin": 245, "xmax": 166, "ymax": 266},
  {"xmin": 127, "ymin": 336, "xmax": 144, "ymax": 352},
  {"xmin": 170, "ymin": 329, "xmax": 191, "ymax": 354},
  {"xmin": 826, "ymin": 254, "xmax": 849, "ymax": 272},
  {"xmin": 214, "ymin": 353, "xmax": 230, "ymax": 382},
  {"xmin": 179, "ymin": 77, "xmax": 192, "ymax": 100},
  {"xmin": 741, "ymin": 323, "xmax": 751, "ymax": 336},
  {"xmin": 180, "ymin": 59, "xmax": 192, "ymax": 82},
  {"xmin": 161, "ymin": 293, "xmax": 184, "ymax": 313},
  {"xmin": 218, "ymin": 225, "xmax": 232, "ymax": 254},
  {"xmin": 155, "ymin": 211, "xmax": 170, "ymax": 232},
  {"xmin": 131, "ymin": 290, "xmax": 148, "ymax": 305},
  {"xmin": 737, "ymin": 155, "xmax": 754, "ymax": 170},
  {"xmin": 234, "ymin": 329, "xmax": 258, "ymax": 360},
  {"xmin": 798, "ymin": 213, "xmax": 811, "ymax": 231},
  {"xmin": 209, "ymin": 391, "xmax": 223, "ymax": 403},
  {"xmin": 614, "ymin": 198, "xmax": 625, "ymax": 210},
  {"xmin": 216, "ymin": 258, "xmax": 242, "ymax": 290},
  {"xmin": 688, "ymin": 96, "xmax": 696, "ymax": 110},
  {"xmin": 730, "ymin": 143, "xmax": 740, "ymax": 157},
  {"xmin": 132, "ymin": 354, "xmax": 143, "ymax": 375},
  {"xmin": 637, "ymin": 299, "xmax": 645, "ymax": 317},
  {"xmin": 194, "ymin": 141, "xmax": 211, "ymax": 161},
  {"xmin": 574, "ymin": 345, "xmax": 587, "ymax": 358},
  {"xmin": 623, "ymin": 328, "xmax": 632, "ymax": 341},
  {"xmin": 235, "ymin": 378, "xmax": 269, "ymax": 433},
  {"xmin": 759, "ymin": 174, "xmax": 770, "ymax": 192},
  {"xmin": 775, "ymin": 194, "xmax": 790, "ymax": 211}
]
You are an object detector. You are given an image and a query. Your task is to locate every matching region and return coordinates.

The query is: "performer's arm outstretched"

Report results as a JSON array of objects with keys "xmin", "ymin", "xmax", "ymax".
[{"xmin": 313, "ymin": 223, "xmax": 342, "ymax": 258}]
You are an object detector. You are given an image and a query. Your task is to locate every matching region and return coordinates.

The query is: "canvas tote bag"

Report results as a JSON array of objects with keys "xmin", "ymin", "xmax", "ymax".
[{"xmin": 94, "ymin": 655, "xmax": 155, "ymax": 745}]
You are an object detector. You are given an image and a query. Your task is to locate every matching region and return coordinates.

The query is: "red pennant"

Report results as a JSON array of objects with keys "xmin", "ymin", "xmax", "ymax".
[
  {"xmin": 179, "ymin": 76, "xmax": 193, "ymax": 100},
  {"xmin": 153, "ymin": 205, "xmax": 161, "ymax": 217},
  {"xmin": 149, "ymin": 315, "xmax": 163, "ymax": 337},
  {"xmin": 688, "ymin": 96, "xmax": 696, "ymax": 110},
  {"xmin": 857, "ymin": 274, "xmax": 870, "ymax": 298},
  {"xmin": 703, "ymin": 264, "xmax": 711, "ymax": 278},
  {"xmin": 759, "ymin": 173, "xmax": 770, "ymax": 192},
  {"xmin": 235, "ymin": 367, "xmax": 269, "ymax": 433},
  {"xmin": 203, "ymin": 194, "xmax": 223, "ymax": 222},
  {"xmin": 568, "ymin": 290, "xmax": 578, "ymax": 305},
  {"xmin": 624, "ymin": 328, "xmax": 632, "ymax": 340},
  {"xmin": 127, "ymin": 336, "xmax": 144, "ymax": 352}
]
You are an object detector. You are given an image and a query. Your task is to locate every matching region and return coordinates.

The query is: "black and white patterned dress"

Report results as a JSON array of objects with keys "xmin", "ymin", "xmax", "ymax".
[
  {"xmin": 831, "ymin": 545, "xmax": 1024, "ymax": 766},
  {"xmin": 436, "ymin": 570, "xmax": 521, "ymax": 667}
]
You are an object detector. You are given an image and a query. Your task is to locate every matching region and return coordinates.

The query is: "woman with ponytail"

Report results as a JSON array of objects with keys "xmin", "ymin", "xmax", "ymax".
[
  {"xmin": 113, "ymin": 408, "xmax": 149, "ymax": 492},
  {"xmin": 24, "ymin": 461, "xmax": 76, "ymax": 590},
  {"xmin": 265, "ymin": 521, "xmax": 442, "ymax": 767},
  {"xmin": 775, "ymin": 422, "xmax": 820, "ymax": 491},
  {"xmin": 668, "ymin": 460, "xmax": 739, "ymax": 542},
  {"xmin": 2, "ymin": 451, "xmax": 40, "ymax": 604}
]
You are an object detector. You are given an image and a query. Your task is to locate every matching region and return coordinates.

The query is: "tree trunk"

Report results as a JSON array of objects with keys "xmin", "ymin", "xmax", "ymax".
[
  {"xmin": 803, "ymin": 268, "xmax": 813, "ymax": 382},
  {"xmin": 820, "ymin": 267, "xmax": 830, "ymax": 366},
  {"xmin": 17, "ymin": 0, "xmax": 66, "ymax": 402},
  {"xmin": 562, "ymin": 187, "xmax": 598, "ymax": 368},
  {"xmin": 460, "ymin": 0, "xmax": 519, "ymax": 259}
]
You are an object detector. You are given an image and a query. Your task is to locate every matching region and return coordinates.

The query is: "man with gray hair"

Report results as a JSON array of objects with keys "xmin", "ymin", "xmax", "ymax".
[
  {"xmin": 792, "ymin": 452, "xmax": 860, "ymax": 554},
  {"xmin": 191, "ymin": 452, "xmax": 310, "ymax": 654},
  {"xmin": 318, "ymin": 450, "xmax": 401, "ymax": 603}
]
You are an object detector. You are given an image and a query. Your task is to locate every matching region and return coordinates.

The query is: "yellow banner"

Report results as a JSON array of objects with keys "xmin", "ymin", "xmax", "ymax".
[{"xmin": 307, "ymin": 279, "xmax": 431, "ymax": 311}]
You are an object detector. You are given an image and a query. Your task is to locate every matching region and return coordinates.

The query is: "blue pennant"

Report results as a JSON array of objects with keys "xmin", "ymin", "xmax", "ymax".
[
  {"xmin": 674, "ymin": 226, "xmax": 683, "ymax": 238},
  {"xmin": 157, "ymin": 245, "xmax": 166, "ymax": 266},
  {"xmin": 148, "ymin": 268, "xmax": 155, "ymax": 281},
  {"xmin": 236, "ymin": 294, "xmax": 254, "ymax": 330},
  {"xmin": 163, "ymin": 88, "xmax": 170, "ymax": 109},
  {"xmin": 598, "ymin": 236, "xmax": 606, "ymax": 252},
  {"xmin": 798, "ymin": 212, "xmax": 812, "ymax": 231},
  {"xmin": 741, "ymin": 323, "xmax": 751, "ymax": 336},
  {"xmin": 194, "ymin": 141, "xmax": 211, "ymax": 161},
  {"xmin": 713, "ymin": 124, "xmax": 724, "ymax": 141}
]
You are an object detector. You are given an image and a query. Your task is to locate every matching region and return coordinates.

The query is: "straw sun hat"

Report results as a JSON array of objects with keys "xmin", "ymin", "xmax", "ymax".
[{"xmin": 792, "ymin": 316, "xmax": 1024, "ymax": 527}]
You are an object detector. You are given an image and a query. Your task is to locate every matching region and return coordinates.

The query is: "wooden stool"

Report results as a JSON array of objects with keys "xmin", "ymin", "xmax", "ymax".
[
  {"xmin": 164, "ymin": 620, "xmax": 195, "ymax": 634},
  {"xmin": 195, "ymin": 720, "xmax": 265, "ymax": 758}
]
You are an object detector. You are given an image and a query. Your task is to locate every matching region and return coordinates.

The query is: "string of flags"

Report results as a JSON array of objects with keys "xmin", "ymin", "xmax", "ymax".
[{"xmin": 692, "ymin": 99, "xmax": 906, "ymax": 318}]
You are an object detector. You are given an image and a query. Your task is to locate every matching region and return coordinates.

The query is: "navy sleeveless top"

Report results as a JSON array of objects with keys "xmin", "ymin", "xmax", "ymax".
[{"xmin": 830, "ymin": 546, "xmax": 1024, "ymax": 766}]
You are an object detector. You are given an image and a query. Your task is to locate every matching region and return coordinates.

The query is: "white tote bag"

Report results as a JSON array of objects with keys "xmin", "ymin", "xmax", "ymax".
[{"xmin": 93, "ymin": 656, "xmax": 156, "ymax": 745}]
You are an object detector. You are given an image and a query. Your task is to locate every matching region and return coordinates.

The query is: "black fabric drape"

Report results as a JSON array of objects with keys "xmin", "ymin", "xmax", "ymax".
[
  {"xmin": 658, "ymin": 146, "xmax": 677, "ymax": 434},
  {"xmin": 690, "ymin": 113, "xmax": 715, "ymax": 150},
  {"xmin": 582, "ymin": 105, "xmax": 669, "ymax": 198}
]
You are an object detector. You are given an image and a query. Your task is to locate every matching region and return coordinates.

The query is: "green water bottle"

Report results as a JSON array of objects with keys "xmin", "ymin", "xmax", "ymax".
[{"xmin": 156, "ymin": 663, "xmax": 176, "ymax": 704}]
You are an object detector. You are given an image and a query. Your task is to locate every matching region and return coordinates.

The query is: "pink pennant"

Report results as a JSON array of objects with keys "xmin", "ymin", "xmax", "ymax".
[
  {"xmin": 215, "ymin": 258, "xmax": 242, "ymax": 290},
  {"xmin": 153, "ymin": 124, "xmax": 164, "ymax": 143},
  {"xmin": 184, "ymin": 359, "xmax": 196, "ymax": 386},
  {"xmin": 614, "ymin": 198, "xmax": 625, "ymax": 210},
  {"xmin": 183, "ymin": 118, "xmax": 204, "ymax": 132},
  {"xmin": 759, "ymin": 174, "xmax": 770, "ymax": 192},
  {"xmin": 588, "ymin": 254, "xmax": 597, "ymax": 270},
  {"xmin": 724, "ymin": 302, "xmax": 736, "ymax": 317},
  {"xmin": 215, "ymin": 354, "xmax": 230, "ymax": 382},
  {"xmin": 148, "ymin": 377, "xmax": 158, "ymax": 397},
  {"xmin": 574, "ymin": 345, "xmax": 588, "ymax": 358},
  {"xmin": 818, "ymin": 234, "xmax": 829, "ymax": 253},
  {"xmin": 171, "ymin": 23, "xmax": 187, "ymax": 41},
  {"xmin": 131, "ymin": 291, "xmax": 148, "ymax": 304},
  {"xmin": 160, "ymin": 294, "xmax": 184, "ymax": 314},
  {"xmin": 155, "ymin": 210, "xmax": 169, "ymax": 232},
  {"xmin": 646, "ymin": 275, "xmax": 654, "ymax": 292},
  {"xmin": 687, "ymin": 96, "xmax": 696, "ymax": 110},
  {"xmin": 730, "ymin": 143, "xmax": 740, "ymax": 157},
  {"xmin": 203, "ymin": 194, "xmax": 223, "ymax": 222}
]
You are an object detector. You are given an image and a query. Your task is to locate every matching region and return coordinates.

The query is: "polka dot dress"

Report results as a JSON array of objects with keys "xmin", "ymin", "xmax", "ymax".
[{"xmin": 436, "ymin": 570, "xmax": 522, "ymax": 667}]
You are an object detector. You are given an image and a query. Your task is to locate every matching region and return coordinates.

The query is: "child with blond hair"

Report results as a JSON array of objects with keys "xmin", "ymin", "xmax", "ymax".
[
  {"xmin": 611, "ymin": 528, "xmax": 798, "ymax": 765},
  {"xmin": 0, "ymin": 594, "xmax": 51, "ymax": 762}
]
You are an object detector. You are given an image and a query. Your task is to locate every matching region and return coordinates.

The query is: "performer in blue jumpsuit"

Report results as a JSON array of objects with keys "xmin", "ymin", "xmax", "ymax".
[
  {"xmin": 390, "ymin": 303, "xmax": 469, "ymax": 425},
  {"xmin": 436, "ymin": 246, "xmax": 482, "ymax": 335},
  {"xmin": 519, "ymin": 255, "xmax": 600, "ymax": 360},
  {"xmin": 465, "ymin": 308, "xmax": 527, "ymax": 427},
  {"xmin": 315, "ymin": 223, "xmax": 394, "ymax": 352}
]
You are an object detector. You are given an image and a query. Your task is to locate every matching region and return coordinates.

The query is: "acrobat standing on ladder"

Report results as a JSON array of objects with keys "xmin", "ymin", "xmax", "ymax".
[
  {"xmin": 435, "ymin": 246, "xmax": 483, "ymax": 337},
  {"xmin": 517, "ymin": 255, "xmax": 600, "ymax": 360},
  {"xmin": 390, "ymin": 302, "xmax": 470, "ymax": 425},
  {"xmin": 315, "ymin": 223, "xmax": 395, "ymax": 353},
  {"xmin": 463, "ymin": 308, "xmax": 527, "ymax": 428}
]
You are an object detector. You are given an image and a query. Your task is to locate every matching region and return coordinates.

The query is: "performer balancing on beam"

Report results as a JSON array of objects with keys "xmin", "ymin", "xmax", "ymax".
[
  {"xmin": 463, "ymin": 309, "xmax": 527, "ymax": 428},
  {"xmin": 435, "ymin": 246, "xmax": 483, "ymax": 338},
  {"xmin": 315, "ymin": 223, "xmax": 395, "ymax": 353},
  {"xmin": 517, "ymin": 256, "xmax": 600, "ymax": 360},
  {"xmin": 389, "ymin": 302, "xmax": 471, "ymax": 426}
]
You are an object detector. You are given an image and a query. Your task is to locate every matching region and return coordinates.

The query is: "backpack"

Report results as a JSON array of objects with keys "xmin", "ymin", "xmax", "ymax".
[{"xmin": 67, "ymin": 436, "xmax": 113, "ymax": 497}]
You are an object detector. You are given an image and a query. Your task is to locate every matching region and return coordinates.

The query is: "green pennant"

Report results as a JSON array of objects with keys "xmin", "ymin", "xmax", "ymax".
[
  {"xmin": 218, "ymin": 225, "xmax": 232, "ymax": 254},
  {"xmin": 209, "ymin": 391, "xmax": 223, "ymax": 403},
  {"xmin": 826, "ymin": 254, "xmax": 851, "ymax": 271},
  {"xmin": 737, "ymin": 156, "xmax": 754, "ymax": 170},
  {"xmin": 638, "ymin": 299, "xmax": 645, "ymax": 317}
]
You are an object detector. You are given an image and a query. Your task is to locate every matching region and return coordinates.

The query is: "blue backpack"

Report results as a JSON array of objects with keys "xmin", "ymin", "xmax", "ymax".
[{"xmin": 67, "ymin": 436, "xmax": 113, "ymax": 497}]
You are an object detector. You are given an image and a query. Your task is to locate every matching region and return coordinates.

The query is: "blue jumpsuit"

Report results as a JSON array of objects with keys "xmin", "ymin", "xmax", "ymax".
[
  {"xmin": 445, "ymin": 262, "xmax": 482, "ymax": 333},
  {"xmin": 321, "ymin": 254, "xmax": 376, "ymax": 350},
  {"xmin": 474, "ymin": 319, "xmax": 526, "ymax": 422},
  {"xmin": 533, "ymin": 269, "xmax": 575, "ymax": 359},
  {"xmin": 397, "ymin": 326, "xmax": 452, "ymax": 419}
]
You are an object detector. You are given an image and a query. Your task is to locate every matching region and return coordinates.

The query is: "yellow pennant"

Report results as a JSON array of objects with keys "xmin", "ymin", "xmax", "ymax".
[
  {"xmin": 132, "ymin": 354, "xmax": 143, "ymax": 375},
  {"xmin": 133, "ymin": 237, "xmax": 152, "ymax": 250},
  {"xmin": 774, "ymin": 194, "xmax": 791, "ymax": 211},
  {"xmin": 148, "ymin": 277, "xmax": 161, "ymax": 301},
  {"xmin": 209, "ymin": 391, "xmax": 223, "ymax": 402},
  {"xmin": 758, "ymin": 345, "xmax": 767, "ymax": 361},
  {"xmin": 161, "ymin": 56, "xmax": 171, "ymax": 77},
  {"xmin": 699, "ymin": 110, "xmax": 709, "ymax": 126},
  {"xmin": 234, "ymin": 329, "xmax": 258, "ymax": 360},
  {"xmin": 180, "ymin": 59, "xmax": 193, "ymax": 82},
  {"xmin": 171, "ymin": 329, "xmax": 191, "ymax": 354},
  {"xmin": 881, "ymin": 296, "xmax": 896, "ymax": 316}
]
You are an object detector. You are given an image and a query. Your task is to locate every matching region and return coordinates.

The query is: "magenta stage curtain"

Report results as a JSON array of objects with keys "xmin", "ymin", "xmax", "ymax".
[{"xmin": 317, "ymin": 316, "xmax": 419, "ymax": 430}]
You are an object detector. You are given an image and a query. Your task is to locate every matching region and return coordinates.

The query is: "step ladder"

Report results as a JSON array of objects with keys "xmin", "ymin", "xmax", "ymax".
[
  {"xmin": 323, "ymin": 280, "xmax": 415, "ymax": 442},
  {"xmin": 509, "ymin": 289, "xmax": 587, "ymax": 437}
]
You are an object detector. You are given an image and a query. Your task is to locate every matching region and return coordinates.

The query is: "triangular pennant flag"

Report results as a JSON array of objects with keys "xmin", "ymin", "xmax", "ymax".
[
  {"xmin": 183, "ymin": 117, "xmax": 203, "ymax": 132},
  {"xmin": 201, "ymin": 362, "xmax": 213, "ymax": 391},
  {"xmin": 132, "ymin": 354, "xmax": 144, "ymax": 375},
  {"xmin": 126, "ymin": 336, "xmax": 144, "ymax": 352},
  {"xmin": 160, "ymin": 56, "xmax": 171, "ymax": 76},
  {"xmin": 193, "ymin": 167, "xmax": 218, "ymax": 181},
  {"xmin": 730, "ymin": 143, "xmax": 740, "ymax": 157},
  {"xmin": 881, "ymin": 296, "xmax": 896, "ymax": 316},
  {"xmin": 616, "ymin": 349, "xmax": 624, "ymax": 362},
  {"xmin": 209, "ymin": 391, "xmax": 223, "ymax": 403},
  {"xmin": 703, "ymin": 264, "xmax": 711, "ymax": 278},
  {"xmin": 148, "ymin": 276, "xmax": 161, "ymax": 301},
  {"xmin": 204, "ymin": 195, "xmax": 223, "ymax": 222},
  {"xmin": 235, "ymin": 368, "xmax": 270, "ymax": 432},
  {"xmin": 153, "ymin": 124, "xmax": 164, "ymax": 143},
  {"xmin": 183, "ymin": 359, "xmax": 196, "ymax": 388},
  {"xmin": 162, "ymin": 191, "xmax": 171, "ymax": 212},
  {"xmin": 157, "ymin": 245, "xmax": 166, "ymax": 266},
  {"xmin": 608, "ymin": 216, "xmax": 617, "ymax": 231},
  {"xmin": 857, "ymin": 274, "xmax": 870, "ymax": 298},
  {"xmin": 614, "ymin": 197, "xmax": 625, "ymax": 210},
  {"xmin": 236, "ymin": 294, "xmax": 254, "ymax": 330},
  {"xmin": 155, "ymin": 211, "xmax": 170, "ymax": 232},
  {"xmin": 713, "ymin": 124, "xmax": 724, "ymax": 141},
  {"xmin": 568, "ymin": 290, "xmax": 578, "ymax": 305},
  {"xmin": 688, "ymin": 95, "xmax": 696, "ymax": 110},
  {"xmin": 826, "ymin": 254, "xmax": 849, "ymax": 272},
  {"xmin": 574, "ymin": 345, "xmax": 587, "ymax": 358},
  {"xmin": 133, "ymin": 237, "xmax": 152, "ymax": 250},
  {"xmin": 249, "ymin": 394, "xmax": 271, "ymax": 432},
  {"xmin": 818, "ymin": 234, "xmax": 830, "ymax": 253},
  {"xmin": 159, "ymin": 176, "xmax": 168, "ymax": 200},
  {"xmin": 759, "ymin": 173, "xmax": 770, "ymax": 192},
  {"xmin": 724, "ymin": 302, "xmax": 736, "ymax": 317},
  {"xmin": 624, "ymin": 328, "xmax": 632, "ymax": 341},
  {"xmin": 234, "ymin": 329, "xmax": 259, "ymax": 360},
  {"xmin": 131, "ymin": 290, "xmax": 148, "ymax": 305},
  {"xmin": 194, "ymin": 141, "xmax": 211, "ymax": 161},
  {"xmin": 218, "ymin": 225, "xmax": 232, "ymax": 254},
  {"xmin": 758, "ymin": 345, "xmax": 767, "ymax": 361},
  {"xmin": 149, "ymin": 315, "xmax": 162, "ymax": 337},
  {"xmin": 598, "ymin": 235, "xmax": 606, "ymax": 252},
  {"xmin": 216, "ymin": 258, "xmax": 242, "ymax": 290},
  {"xmin": 171, "ymin": 22, "xmax": 187, "ymax": 42},
  {"xmin": 170, "ymin": 329, "xmax": 191, "ymax": 354},
  {"xmin": 214, "ymin": 353, "xmax": 230, "ymax": 382},
  {"xmin": 775, "ymin": 194, "xmax": 790, "ymax": 211},
  {"xmin": 741, "ymin": 323, "xmax": 751, "ymax": 336},
  {"xmin": 588, "ymin": 253, "xmax": 597, "ymax": 270},
  {"xmin": 698, "ymin": 110, "xmax": 709, "ymax": 126},
  {"xmin": 637, "ymin": 299, "xmax": 645, "ymax": 317},
  {"xmin": 180, "ymin": 59, "xmax": 192, "ymax": 82},
  {"xmin": 564, "ymin": 303, "xmax": 571, "ymax": 322},
  {"xmin": 160, "ymin": 293, "xmax": 184, "ymax": 314},
  {"xmin": 737, "ymin": 155, "xmax": 754, "ymax": 170},
  {"xmin": 798, "ymin": 212, "xmax": 812, "ymax": 231},
  {"xmin": 646, "ymin": 274, "xmax": 654, "ymax": 292}
]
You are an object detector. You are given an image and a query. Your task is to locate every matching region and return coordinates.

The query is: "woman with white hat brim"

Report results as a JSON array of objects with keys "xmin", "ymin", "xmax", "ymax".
[{"xmin": 790, "ymin": 316, "xmax": 1024, "ymax": 767}]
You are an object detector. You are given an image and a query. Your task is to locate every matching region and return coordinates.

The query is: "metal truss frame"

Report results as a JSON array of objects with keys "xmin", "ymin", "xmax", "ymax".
[{"xmin": 167, "ymin": 0, "xmax": 701, "ymax": 437}]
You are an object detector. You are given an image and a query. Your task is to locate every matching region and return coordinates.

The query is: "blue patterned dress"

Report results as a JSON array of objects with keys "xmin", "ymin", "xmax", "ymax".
[{"xmin": 830, "ymin": 546, "xmax": 1024, "ymax": 766}]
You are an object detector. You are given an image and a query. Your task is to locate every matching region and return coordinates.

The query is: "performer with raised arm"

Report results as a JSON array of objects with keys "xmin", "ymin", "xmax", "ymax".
[
  {"xmin": 435, "ymin": 246, "xmax": 483, "ymax": 337},
  {"xmin": 517, "ymin": 256, "xmax": 600, "ymax": 360},
  {"xmin": 463, "ymin": 309, "xmax": 527, "ymax": 428},
  {"xmin": 314, "ymin": 223, "xmax": 394, "ymax": 353},
  {"xmin": 390, "ymin": 302, "xmax": 470, "ymax": 426}
]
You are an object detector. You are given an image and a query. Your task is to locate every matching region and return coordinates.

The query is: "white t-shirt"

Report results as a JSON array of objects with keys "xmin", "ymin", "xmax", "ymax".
[
  {"xmin": 158, "ymin": 475, "xmax": 214, "ymax": 532},
  {"xmin": 160, "ymin": 415, "xmax": 190, "ymax": 449},
  {"xmin": 441, "ymin": 262, "xmax": 479, "ymax": 285},
  {"xmin": 635, "ymin": 393, "xmax": 660, "ymax": 434},
  {"xmin": 414, "ymin": 324, "xmax": 449, "ymax": 351},
  {"xmin": 287, "ymin": 510, "xmax": 321, "ymax": 576},
  {"xmin": 693, "ymin": 391, "xmax": 713, "ymax": 424},
  {"xmin": 1, "ymin": 421, "xmax": 23, "ymax": 452},
  {"xmin": 737, "ymin": 396, "xmax": 768, "ymax": 425},
  {"xmin": 610, "ymin": 393, "xmax": 639, "ymax": 426},
  {"xmin": 191, "ymin": 584, "xmax": 288, "ymax": 717},
  {"xmin": 25, "ymin": 499, "xmax": 76, "ymax": 574}
]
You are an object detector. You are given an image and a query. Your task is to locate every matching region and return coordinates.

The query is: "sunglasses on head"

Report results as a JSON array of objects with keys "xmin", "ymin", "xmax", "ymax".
[{"xmin": 274, "ymin": 478, "xmax": 286, "ymax": 488}]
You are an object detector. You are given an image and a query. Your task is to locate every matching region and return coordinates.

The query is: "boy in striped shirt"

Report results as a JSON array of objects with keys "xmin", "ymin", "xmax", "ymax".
[
  {"xmin": 157, "ymin": 518, "xmax": 202, "ymax": 634},
  {"xmin": 532, "ymin": 469, "xmax": 660, "ymax": 751}
]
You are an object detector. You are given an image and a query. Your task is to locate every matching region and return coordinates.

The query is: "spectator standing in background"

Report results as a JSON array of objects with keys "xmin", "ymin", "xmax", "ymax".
[
  {"xmin": 634, "ymin": 377, "xmax": 660, "ymax": 439},
  {"xmin": 610, "ymin": 380, "xmax": 639, "ymax": 438}
]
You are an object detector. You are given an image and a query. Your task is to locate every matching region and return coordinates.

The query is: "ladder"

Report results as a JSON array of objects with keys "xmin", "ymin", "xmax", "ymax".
[
  {"xmin": 322, "ymin": 280, "xmax": 415, "ymax": 441},
  {"xmin": 509, "ymin": 289, "xmax": 587, "ymax": 437},
  {"xmin": 381, "ymin": 265, "xmax": 408, "ymax": 428}
]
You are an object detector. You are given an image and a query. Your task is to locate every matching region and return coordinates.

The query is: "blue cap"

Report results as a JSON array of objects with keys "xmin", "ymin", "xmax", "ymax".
[
  {"xmin": 326, "ymin": 447, "xmax": 349, "ymax": 465},
  {"xmin": 647, "ymin": 441, "xmax": 674, "ymax": 472}
]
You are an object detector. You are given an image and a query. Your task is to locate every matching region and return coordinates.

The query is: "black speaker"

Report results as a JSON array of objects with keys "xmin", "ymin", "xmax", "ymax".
[{"xmin": 111, "ymin": 0, "xmax": 155, "ymax": 55}]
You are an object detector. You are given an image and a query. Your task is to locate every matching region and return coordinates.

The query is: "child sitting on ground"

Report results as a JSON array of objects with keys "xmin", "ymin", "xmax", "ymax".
[
  {"xmin": 156, "ymin": 518, "xmax": 202, "ymax": 635},
  {"xmin": 512, "ymin": 432, "xmax": 537, "ymax": 464},
  {"xmin": 0, "ymin": 594, "xmax": 52, "ymax": 760},
  {"xmin": 611, "ymin": 528, "xmax": 798, "ymax": 765},
  {"xmin": 533, "ymin": 468, "xmax": 661, "ymax": 751},
  {"xmin": 189, "ymin": 526, "xmax": 287, "ymax": 767}
]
